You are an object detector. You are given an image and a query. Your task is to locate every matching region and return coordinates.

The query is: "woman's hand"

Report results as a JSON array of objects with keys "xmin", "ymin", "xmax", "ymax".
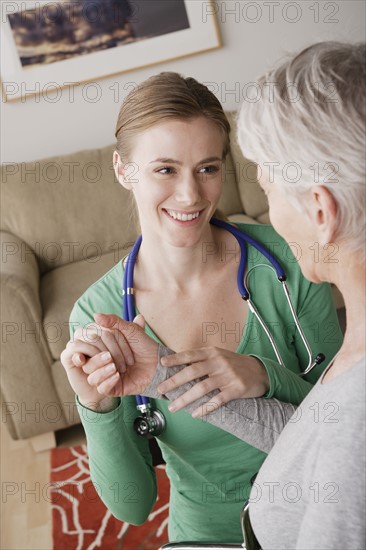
[
  {"xmin": 60, "ymin": 314, "xmax": 159, "ymax": 409},
  {"xmin": 158, "ymin": 347, "xmax": 270, "ymax": 417},
  {"xmin": 67, "ymin": 319, "xmax": 136, "ymax": 373},
  {"xmin": 90, "ymin": 313, "xmax": 159, "ymax": 397},
  {"xmin": 61, "ymin": 316, "xmax": 136, "ymax": 408}
]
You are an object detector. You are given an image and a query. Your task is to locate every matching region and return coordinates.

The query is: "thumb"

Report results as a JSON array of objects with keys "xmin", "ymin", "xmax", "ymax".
[
  {"xmin": 94, "ymin": 313, "xmax": 145, "ymax": 342},
  {"xmin": 133, "ymin": 314, "xmax": 145, "ymax": 329},
  {"xmin": 93, "ymin": 313, "xmax": 130, "ymax": 331},
  {"xmin": 94, "ymin": 313, "xmax": 150, "ymax": 347}
]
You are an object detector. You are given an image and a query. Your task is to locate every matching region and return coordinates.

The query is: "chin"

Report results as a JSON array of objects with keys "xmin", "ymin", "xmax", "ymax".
[
  {"xmin": 298, "ymin": 261, "xmax": 321, "ymax": 284},
  {"xmin": 169, "ymin": 236, "xmax": 202, "ymax": 248}
]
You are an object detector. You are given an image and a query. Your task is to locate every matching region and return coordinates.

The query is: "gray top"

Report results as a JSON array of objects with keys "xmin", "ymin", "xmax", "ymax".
[
  {"xmin": 250, "ymin": 357, "xmax": 366, "ymax": 550},
  {"xmin": 144, "ymin": 345, "xmax": 297, "ymax": 454}
]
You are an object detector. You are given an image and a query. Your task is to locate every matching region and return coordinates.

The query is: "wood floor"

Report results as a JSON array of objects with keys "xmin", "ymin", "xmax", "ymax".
[{"xmin": 1, "ymin": 422, "xmax": 86, "ymax": 550}]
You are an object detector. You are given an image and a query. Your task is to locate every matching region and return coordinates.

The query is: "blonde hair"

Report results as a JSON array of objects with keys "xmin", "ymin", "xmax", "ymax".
[
  {"xmin": 238, "ymin": 41, "xmax": 366, "ymax": 262},
  {"xmin": 115, "ymin": 72, "xmax": 231, "ymax": 162}
]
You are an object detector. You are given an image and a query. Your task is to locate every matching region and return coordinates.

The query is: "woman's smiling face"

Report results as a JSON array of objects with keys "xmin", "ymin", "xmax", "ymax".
[{"xmin": 115, "ymin": 116, "xmax": 225, "ymax": 248}]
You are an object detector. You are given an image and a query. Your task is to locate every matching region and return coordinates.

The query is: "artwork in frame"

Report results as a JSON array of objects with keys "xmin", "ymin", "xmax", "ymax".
[{"xmin": 1, "ymin": 0, "xmax": 221, "ymax": 102}]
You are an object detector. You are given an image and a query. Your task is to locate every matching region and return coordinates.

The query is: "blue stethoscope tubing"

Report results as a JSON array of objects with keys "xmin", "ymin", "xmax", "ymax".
[{"xmin": 122, "ymin": 218, "xmax": 325, "ymax": 411}]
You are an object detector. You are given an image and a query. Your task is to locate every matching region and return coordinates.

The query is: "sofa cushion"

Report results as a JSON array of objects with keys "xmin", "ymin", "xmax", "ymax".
[
  {"xmin": 226, "ymin": 112, "xmax": 269, "ymax": 221},
  {"xmin": 228, "ymin": 213, "xmax": 260, "ymax": 225},
  {"xmin": 216, "ymin": 152, "xmax": 243, "ymax": 216},
  {"xmin": 41, "ymin": 250, "xmax": 122, "ymax": 360},
  {"xmin": 257, "ymin": 212, "xmax": 271, "ymax": 224},
  {"xmin": 1, "ymin": 145, "xmax": 138, "ymax": 273}
]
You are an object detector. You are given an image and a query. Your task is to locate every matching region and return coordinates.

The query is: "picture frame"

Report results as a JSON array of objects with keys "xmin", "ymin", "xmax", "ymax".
[{"xmin": 1, "ymin": 0, "xmax": 221, "ymax": 102}]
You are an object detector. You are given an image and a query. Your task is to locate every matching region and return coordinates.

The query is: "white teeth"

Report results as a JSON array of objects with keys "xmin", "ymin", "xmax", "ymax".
[{"xmin": 166, "ymin": 210, "xmax": 200, "ymax": 221}]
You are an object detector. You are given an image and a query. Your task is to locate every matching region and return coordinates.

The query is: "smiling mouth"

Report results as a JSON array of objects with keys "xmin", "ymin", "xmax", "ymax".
[{"xmin": 164, "ymin": 209, "xmax": 203, "ymax": 222}]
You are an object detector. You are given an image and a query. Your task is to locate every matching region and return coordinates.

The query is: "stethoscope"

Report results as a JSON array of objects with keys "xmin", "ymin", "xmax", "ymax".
[{"xmin": 123, "ymin": 218, "xmax": 325, "ymax": 437}]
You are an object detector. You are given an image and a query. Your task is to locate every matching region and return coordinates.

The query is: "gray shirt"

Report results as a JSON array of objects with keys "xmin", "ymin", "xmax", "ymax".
[
  {"xmin": 250, "ymin": 357, "xmax": 366, "ymax": 550},
  {"xmin": 144, "ymin": 345, "xmax": 297, "ymax": 454}
]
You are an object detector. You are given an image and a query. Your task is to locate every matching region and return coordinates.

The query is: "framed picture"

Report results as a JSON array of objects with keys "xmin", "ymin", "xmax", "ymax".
[{"xmin": 1, "ymin": 0, "xmax": 221, "ymax": 102}]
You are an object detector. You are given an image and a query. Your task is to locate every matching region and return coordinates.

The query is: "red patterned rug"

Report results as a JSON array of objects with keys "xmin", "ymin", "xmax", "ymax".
[{"xmin": 50, "ymin": 445, "xmax": 170, "ymax": 550}]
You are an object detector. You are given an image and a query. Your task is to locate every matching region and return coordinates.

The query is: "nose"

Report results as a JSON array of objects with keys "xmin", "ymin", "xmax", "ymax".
[{"xmin": 175, "ymin": 172, "xmax": 201, "ymax": 206}]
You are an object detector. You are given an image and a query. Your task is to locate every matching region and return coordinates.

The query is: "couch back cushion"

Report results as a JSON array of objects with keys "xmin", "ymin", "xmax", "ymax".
[
  {"xmin": 1, "ymin": 112, "xmax": 269, "ymax": 273},
  {"xmin": 225, "ymin": 112, "xmax": 269, "ymax": 220},
  {"xmin": 1, "ymin": 145, "xmax": 139, "ymax": 273},
  {"xmin": 216, "ymin": 151, "xmax": 243, "ymax": 216}
]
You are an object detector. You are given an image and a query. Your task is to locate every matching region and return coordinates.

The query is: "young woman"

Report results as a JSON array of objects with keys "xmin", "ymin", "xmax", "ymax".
[{"xmin": 61, "ymin": 72, "xmax": 342, "ymax": 543}]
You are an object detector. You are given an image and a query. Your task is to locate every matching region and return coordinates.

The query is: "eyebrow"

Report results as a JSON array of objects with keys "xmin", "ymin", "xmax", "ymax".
[{"xmin": 149, "ymin": 156, "xmax": 223, "ymax": 165}]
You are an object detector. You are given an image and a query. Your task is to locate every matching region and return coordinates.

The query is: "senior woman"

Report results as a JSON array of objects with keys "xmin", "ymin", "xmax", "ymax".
[
  {"xmin": 67, "ymin": 41, "xmax": 364, "ymax": 548},
  {"xmin": 236, "ymin": 41, "xmax": 366, "ymax": 550}
]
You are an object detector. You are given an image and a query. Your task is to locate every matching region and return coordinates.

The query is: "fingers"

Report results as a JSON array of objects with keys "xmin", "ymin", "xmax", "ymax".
[
  {"xmin": 160, "ymin": 348, "xmax": 210, "ymax": 367},
  {"xmin": 95, "ymin": 371, "xmax": 120, "ymax": 395},
  {"xmin": 167, "ymin": 378, "xmax": 215, "ymax": 412},
  {"xmin": 73, "ymin": 325, "xmax": 108, "ymax": 351},
  {"xmin": 157, "ymin": 365, "xmax": 200, "ymax": 395},
  {"xmin": 81, "ymin": 351, "xmax": 113, "ymax": 374},
  {"xmin": 72, "ymin": 353, "xmax": 86, "ymax": 367},
  {"xmin": 132, "ymin": 314, "xmax": 145, "ymax": 329},
  {"xmin": 94, "ymin": 313, "xmax": 158, "ymax": 359},
  {"xmin": 96, "ymin": 327, "xmax": 133, "ymax": 373},
  {"xmin": 73, "ymin": 324, "xmax": 134, "ymax": 373},
  {"xmin": 61, "ymin": 340, "xmax": 102, "ymax": 368},
  {"xmin": 94, "ymin": 313, "xmax": 135, "ymax": 334},
  {"xmin": 87, "ymin": 362, "xmax": 117, "ymax": 387},
  {"xmin": 81, "ymin": 351, "xmax": 121, "ymax": 395},
  {"xmin": 94, "ymin": 313, "xmax": 142, "ymax": 344}
]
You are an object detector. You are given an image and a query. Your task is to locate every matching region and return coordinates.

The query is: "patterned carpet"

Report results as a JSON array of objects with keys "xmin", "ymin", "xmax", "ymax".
[{"xmin": 50, "ymin": 445, "xmax": 170, "ymax": 549}]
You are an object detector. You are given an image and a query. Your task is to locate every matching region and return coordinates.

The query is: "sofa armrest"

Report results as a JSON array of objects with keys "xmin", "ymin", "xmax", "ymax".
[
  {"xmin": 1, "ymin": 231, "xmax": 68, "ymax": 439},
  {"xmin": 1, "ymin": 231, "xmax": 41, "ymax": 317}
]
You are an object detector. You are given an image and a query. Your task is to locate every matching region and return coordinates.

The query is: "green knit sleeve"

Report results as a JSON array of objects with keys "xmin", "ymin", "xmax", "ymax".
[
  {"xmin": 69, "ymin": 292, "xmax": 157, "ymax": 524},
  {"xmin": 251, "ymin": 281, "xmax": 343, "ymax": 405}
]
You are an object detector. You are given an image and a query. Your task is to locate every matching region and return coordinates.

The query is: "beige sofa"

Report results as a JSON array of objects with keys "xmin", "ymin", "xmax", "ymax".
[{"xmin": 0, "ymin": 113, "xmax": 343, "ymax": 448}]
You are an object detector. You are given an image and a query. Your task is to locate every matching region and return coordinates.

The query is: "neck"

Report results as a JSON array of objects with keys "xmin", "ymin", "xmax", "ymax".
[
  {"xmin": 328, "ymin": 255, "xmax": 366, "ymax": 366},
  {"xmin": 134, "ymin": 223, "xmax": 235, "ymax": 293}
]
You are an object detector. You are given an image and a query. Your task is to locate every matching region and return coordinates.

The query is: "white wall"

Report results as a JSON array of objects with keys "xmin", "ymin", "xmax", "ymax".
[{"xmin": 1, "ymin": 0, "xmax": 365, "ymax": 163}]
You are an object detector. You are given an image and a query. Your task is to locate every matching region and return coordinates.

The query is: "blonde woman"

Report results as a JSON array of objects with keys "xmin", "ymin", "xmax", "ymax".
[{"xmin": 61, "ymin": 73, "xmax": 342, "ymax": 543}]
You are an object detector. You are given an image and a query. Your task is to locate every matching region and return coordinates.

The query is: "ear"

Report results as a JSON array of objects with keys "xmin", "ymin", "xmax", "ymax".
[
  {"xmin": 310, "ymin": 185, "xmax": 338, "ymax": 245},
  {"xmin": 113, "ymin": 150, "xmax": 133, "ymax": 190}
]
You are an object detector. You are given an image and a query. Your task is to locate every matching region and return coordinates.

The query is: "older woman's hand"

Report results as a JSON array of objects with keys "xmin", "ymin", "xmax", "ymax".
[
  {"xmin": 158, "ymin": 348, "xmax": 270, "ymax": 417},
  {"xmin": 60, "ymin": 314, "xmax": 159, "ymax": 410}
]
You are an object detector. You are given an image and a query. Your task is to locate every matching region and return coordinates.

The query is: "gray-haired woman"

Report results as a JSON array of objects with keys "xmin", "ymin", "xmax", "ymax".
[{"xmin": 236, "ymin": 40, "xmax": 365, "ymax": 550}]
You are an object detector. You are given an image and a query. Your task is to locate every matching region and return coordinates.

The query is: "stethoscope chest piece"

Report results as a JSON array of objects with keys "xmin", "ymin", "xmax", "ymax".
[{"xmin": 134, "ymin": 404, "xmax": 166, "ymax": 437}]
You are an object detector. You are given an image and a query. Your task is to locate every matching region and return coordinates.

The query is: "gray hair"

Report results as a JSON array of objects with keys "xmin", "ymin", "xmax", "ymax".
[{"xmin": 237, "ymin": 41, "xmax": 366, "ymax": 262}]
